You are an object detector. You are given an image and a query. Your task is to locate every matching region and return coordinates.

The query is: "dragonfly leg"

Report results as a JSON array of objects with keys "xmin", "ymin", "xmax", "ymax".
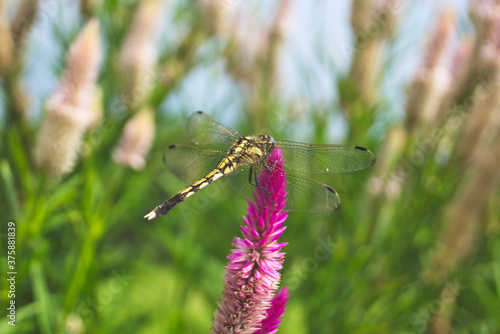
[
  {"xmin": 248, "ymin": 166, "xmax": 252, "ymax": 184},
  {"xmin": 262, "ymin": 159, "xmax": 279, "ymax": 173},
  {"xmin": 249, "ymin": 165, "xmax": 270, "ymax": 194},
  {"xmin": 248, "ymin": 165, "xmax": 257, "ymax": 186}
]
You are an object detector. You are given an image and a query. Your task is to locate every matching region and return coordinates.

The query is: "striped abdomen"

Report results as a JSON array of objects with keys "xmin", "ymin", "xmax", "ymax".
[{"xmin": 144, "ymin": 157, "xmax": 236, "ymax": 220}]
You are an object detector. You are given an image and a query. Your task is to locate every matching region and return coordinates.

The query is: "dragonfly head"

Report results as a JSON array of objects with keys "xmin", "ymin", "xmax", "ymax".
[{"xmin": 256, "ymin": 134, "xmax": 276, "ymax": 156}]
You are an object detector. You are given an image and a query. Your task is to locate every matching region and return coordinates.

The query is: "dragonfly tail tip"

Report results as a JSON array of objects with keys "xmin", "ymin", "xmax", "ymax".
[{"xmin": 144, "ymin": 210, "xmax": 157, "ymax": 220}]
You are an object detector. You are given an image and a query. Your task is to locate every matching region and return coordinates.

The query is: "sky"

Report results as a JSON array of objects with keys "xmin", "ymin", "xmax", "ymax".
[{"xmin": 3, "ymin": 0, "xmax": 472, "ymax": 141}]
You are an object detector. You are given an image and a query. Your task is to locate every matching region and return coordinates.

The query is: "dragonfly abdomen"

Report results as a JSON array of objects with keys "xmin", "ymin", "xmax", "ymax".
[{"xmin": 144, "ymin": 161, "xmax": 236, "ymax": 220}]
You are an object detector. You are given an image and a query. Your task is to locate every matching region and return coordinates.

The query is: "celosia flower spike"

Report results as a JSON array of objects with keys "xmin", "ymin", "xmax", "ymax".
[{"xmin": 212, "ymin": 146, "xmax": 289, "ymax": 334}]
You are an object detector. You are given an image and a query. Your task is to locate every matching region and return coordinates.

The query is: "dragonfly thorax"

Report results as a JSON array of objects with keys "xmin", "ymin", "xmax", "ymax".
[
  {"xmin": 254, "ymin": 134, "xmax": 276, "ymax": 157},
  {"xmin": 228, "ymin": 134, "xmax": 276, "ymax": 167}
]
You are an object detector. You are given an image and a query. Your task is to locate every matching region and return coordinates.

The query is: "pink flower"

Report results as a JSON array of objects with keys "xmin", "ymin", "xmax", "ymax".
[
  {"xmin": 255, "ymin": 287, "xmax": 289, "ymax": 334},
  {"xmin": 211, "ymin": 146, "xmax": 289, "ymax": 334}
]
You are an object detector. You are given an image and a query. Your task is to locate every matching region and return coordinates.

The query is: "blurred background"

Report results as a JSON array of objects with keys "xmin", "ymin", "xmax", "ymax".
[{"xmin": 1, "ymin": 0, "xmax": 500, "ymax": 333}]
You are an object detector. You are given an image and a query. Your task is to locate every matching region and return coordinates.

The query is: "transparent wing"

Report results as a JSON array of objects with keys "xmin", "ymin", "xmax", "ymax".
[
  {"xmin": 228, "ymin": 165, "xmax": 253, "ymax": 198},
  {"xmin": 186, "ymin": 111, "xmax": 241, "ymax": 145},
  {"xmin": 163, "ymin": 144, "xmax": 229, "ymax": 184},
  {"xmin": 276, "ymin": 140, "xmax": 376, "ymax": 174},
  {"xmin": 285, "ymin": 171, "xmax": 341, "ymax": 213},
  {"xmin": 228, "ymin": 165, "xmax": 341, "ymax": 213}
]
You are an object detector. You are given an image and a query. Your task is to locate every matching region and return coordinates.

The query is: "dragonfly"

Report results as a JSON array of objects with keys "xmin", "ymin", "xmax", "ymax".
[{"xmin": 144, "ymin": 111, "xmax": 375, "ymax": 220}]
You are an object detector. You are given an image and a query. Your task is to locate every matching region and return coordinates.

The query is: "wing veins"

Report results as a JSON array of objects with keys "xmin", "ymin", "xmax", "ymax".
[
  {"xmin": 187, "ymin": 112, "xmax": 241, "ymax": 145},
  {"xmin": 283, "ymin": 170, "xmax": 341, "ymax": 212},
  {"xmin": 277, "ymin": 140, "xmax": 375, "ymax": 174},
  {"xmin": 213, "ymin": 122, "xmax": 240, "ymax": 140}
]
